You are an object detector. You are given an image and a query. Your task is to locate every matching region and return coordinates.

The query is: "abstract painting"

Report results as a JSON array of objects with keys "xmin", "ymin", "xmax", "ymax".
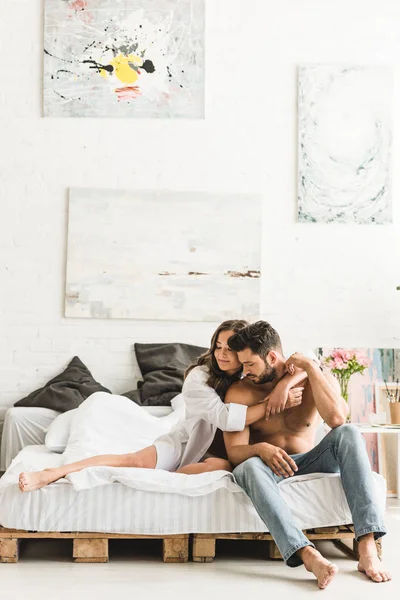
[
  {"xmin": 298, "ymin": 65, "xmax": 392, "ymax": 224},
  {"xmin": 65, "ymin": 188, "xmax": 262, "ymax": 322},
  {"xmin": 44, "ymin": 0, "xmax": 205, "ymax": 118},
  {"xmin": 318, "ymin": 348, "xmax": 400, "ymax": 492}
]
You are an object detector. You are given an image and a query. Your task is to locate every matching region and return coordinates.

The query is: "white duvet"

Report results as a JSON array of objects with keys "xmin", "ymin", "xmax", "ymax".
[
  {"xmin": 44, "ymin": 392, "xmax": 241, "ymax": 497},
  {"xmin": 63, "ymin": 392, "xmax": 184, "ymax": 461}
]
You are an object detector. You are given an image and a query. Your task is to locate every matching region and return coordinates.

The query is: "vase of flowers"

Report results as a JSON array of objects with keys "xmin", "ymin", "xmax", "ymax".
[{"xmin": 323, "ymin": 349, "xmax": 371, "ymax": 421}]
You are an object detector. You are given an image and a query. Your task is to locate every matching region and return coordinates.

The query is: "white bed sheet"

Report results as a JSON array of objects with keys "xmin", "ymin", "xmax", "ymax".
[{"xmin": 0, "ymin": 445, "xmax": 387, "ymax": 534}]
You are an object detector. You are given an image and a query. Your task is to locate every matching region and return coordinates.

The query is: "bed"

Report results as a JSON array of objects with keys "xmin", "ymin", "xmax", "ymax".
[{"xmin": 0, "ymin": 394, "xmax": 387, "ymax": 563}]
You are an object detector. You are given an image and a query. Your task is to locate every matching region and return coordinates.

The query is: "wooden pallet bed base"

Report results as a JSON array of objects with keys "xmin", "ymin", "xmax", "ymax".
[
  {"xmin": 0, "ymin": 527, "xmax": 189, "ymax": 564},
  {"xmin": 192, "ymin": 526, "xmax": 383, "ymax": 563}
]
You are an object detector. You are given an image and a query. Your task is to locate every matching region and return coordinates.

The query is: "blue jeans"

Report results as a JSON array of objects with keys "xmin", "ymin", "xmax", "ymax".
[{"xmin": 233, "ymin": 424, "xmax": 387, "ymax": 567}]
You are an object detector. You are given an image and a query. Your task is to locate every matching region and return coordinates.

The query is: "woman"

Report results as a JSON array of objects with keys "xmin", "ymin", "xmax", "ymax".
[{"xmin": 19, "ymin": 320, "xmax": 303, "ymax": 491}]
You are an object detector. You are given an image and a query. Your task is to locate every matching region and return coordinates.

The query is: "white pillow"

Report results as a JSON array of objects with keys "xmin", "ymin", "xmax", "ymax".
[{"xmin": 45, "ymin": 409, "xmax": 78, "ymax": 453}]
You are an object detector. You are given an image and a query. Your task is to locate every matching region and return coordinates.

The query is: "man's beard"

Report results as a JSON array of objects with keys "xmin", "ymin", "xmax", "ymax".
[{"xmin": 250, "ymin": 363, "xmax": 278, "ymax": 385}]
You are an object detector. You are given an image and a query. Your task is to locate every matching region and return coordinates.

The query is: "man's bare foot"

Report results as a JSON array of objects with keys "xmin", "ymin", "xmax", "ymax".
[
  {"xmin": 299, "ymin": 546, "xmax": 338, "ymax": 589},
  {"xmin": 358, "ymin": 556, "xmax": 391, "ymax": 582},
  {"xmin": 18, "ymin": 469, "xmax": 60, "ymax": 492},
  {"xmin": 358, "ymin": 535, "xmax": 391, "ymax": 583}
]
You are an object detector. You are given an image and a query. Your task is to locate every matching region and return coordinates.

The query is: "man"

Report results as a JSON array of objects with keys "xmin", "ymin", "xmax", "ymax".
[{"xmin": 224, "ymin": 321, "xmax": 390, "ymax": 589}]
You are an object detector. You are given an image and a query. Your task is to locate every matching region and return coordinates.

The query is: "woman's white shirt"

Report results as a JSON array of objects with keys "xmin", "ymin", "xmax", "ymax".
[
  {"xmin": 154, "ymin": 365, "xmax": 247, "ymax": 468},
  {"xmin": 182, "ymin": 366, "xmax": 247, "ymax": 431}
]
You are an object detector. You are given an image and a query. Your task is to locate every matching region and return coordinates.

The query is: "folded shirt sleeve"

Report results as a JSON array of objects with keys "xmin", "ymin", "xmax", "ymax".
[{"xmin": 182, "ymin": 367, "xmax": 247, "ymax": 432}]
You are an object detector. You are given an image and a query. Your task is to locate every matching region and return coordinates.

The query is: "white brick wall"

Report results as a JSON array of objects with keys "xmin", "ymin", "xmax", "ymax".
[{"xmin": 1, "ymin": 0, "xmax": 400, "ymax": 407}]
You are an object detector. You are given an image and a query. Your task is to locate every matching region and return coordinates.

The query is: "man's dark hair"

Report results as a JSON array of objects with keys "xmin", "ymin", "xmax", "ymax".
[{"xmin": 228, "ymin": 321, "xmax": 283, "ymax": 358}]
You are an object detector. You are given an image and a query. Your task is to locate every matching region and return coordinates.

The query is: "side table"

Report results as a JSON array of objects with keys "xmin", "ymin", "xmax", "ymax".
[{"xmin": 353, "ymin": 423, "xmax": 400, "ymax": 498}]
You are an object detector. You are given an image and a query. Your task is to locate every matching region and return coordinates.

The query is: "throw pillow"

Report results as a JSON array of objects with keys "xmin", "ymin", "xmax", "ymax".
[
  {"xmin": 123, "ymin": 342, "xmax": 207, "ymax": 406},
  {"xmin": 14, "ymin": 356, "xmax": 111, "ymax": 413}
]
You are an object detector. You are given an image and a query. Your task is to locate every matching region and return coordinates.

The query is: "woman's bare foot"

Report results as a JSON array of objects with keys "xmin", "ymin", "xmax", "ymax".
[
  {"xmin": 19, "ymin": 469, "xmax": 61, "ymax": 492},
  {"xmin": 299, "ymin": 546, "xmax": 338, "ymax": 589},
  {"xmin": 358, "ymin": 534, "xmax": 392, "ymax": 582}
]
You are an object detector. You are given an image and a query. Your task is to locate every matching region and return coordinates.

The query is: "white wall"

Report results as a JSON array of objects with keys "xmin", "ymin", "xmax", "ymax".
[{"xmin": 1, "ymin": 0, "xmax": 400, "ymax": 407}]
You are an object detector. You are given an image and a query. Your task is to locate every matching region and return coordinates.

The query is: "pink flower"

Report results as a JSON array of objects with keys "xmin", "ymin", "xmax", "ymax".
[
  {"xmin": 353, "ymin": 350, "xmax": 370, "ymax": 367},
  {"xmin": 357, "ymin": 355, "xmax": 370, "ymax": 367},
  {"xmin": 331, "ymin": 349, "xmax": 345, "ymax": 362},
  {"xmin": 333, "ymin": 358, "xmax": 346, "ymax": 370},
  {"xmin": 332, "ymin": 349, "xmax": 353, "ymax": 363}
]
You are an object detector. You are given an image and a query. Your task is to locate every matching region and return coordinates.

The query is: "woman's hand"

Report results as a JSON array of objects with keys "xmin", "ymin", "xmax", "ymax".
[
  {"xmin": 285, "ymin": 353, "xmax": 315, "ymax": 374},
  {"xmin": 286, "ymin": 387, "xmax": 304, "ymax": 409},
  {"xmin": 264, "ymin": 386, "xmax": 303, "ymax": 420}
]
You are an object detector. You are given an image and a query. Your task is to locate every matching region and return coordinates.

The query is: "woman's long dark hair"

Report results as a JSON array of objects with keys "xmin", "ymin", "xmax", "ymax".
[{"xmin": 185, "ymin": 319, "xmax": 249, "ymax": 399}]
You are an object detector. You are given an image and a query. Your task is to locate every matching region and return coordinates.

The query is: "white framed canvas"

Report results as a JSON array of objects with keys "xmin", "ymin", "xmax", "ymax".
[
  {"xmin": 44, "ymin": 0, "xmax": 205, "ymax": 118},
  {"xmin": 65, "ymin": 188, "xmax": 262, "ymax": 322},
  {"xmin": 298, "ymin": 65, "xmax": 392, "ymax": 224}
]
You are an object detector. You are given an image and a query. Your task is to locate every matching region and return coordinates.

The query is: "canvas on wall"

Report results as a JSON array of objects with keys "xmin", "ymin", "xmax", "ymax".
[
  {"xmin": 318, "ymin": 347, "xmax": 400, "ymax": 493},
  {"xmin": 298, "ymin": 65, "xmax": 392, "ymax": 224},
  {"xmin": 44, "ymin": 0, "xmax": 205, "ymax": 118},
  {"xmin": 65, "ymin": 188, "xmax": 262, "ymax": 322}
]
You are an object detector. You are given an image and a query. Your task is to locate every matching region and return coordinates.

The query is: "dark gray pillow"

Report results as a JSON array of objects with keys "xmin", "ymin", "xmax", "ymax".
[
  {"xmin": 14, "ymin": 356, "xmax": 111, "ymax": 413},
  {"xmin": 123, "ymin": 342, "xmax": 207, "ymax": 406}
]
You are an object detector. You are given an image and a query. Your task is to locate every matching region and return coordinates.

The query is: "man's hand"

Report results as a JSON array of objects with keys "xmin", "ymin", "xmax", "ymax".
[
  {"xmin": 285, "ymin": 352, "xmax": 315, "ymax": 374},
  {"xmin": 258, "ymin": 443, "xmax": 298, "ymax": 478},
  {"xmin": 264, "ymin": 386, "xmax": 303, "ymax": 420}
]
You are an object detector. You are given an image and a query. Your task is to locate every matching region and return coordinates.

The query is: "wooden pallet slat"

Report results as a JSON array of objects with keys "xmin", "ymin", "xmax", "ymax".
[
  {"xmin": 0, "ymin": 527, "xmax": 188, "ymax": 564},
  {"xmin": 0, "ymin": 526, "xmax": 383, "ymax": 564},
  {"xmin": 192, "ymin": 537, "xmax": 216, "ymax": 563},
  {"xmin": 0, "ymin": 528, "xmax": 187, "ymax": 540},
  {"xmin": 73, "ymin": 538, "xmax": 109, "ymax": 563},
  {"xmin": 331, "ymin": 539, "xmax": 358, "ymax": 560},
  {"xmin": 163, "ymin": 537, "xmax": 189, "ymax": 563},
  {"xmin": 191, "ymin": 528, "xmax": 383, "ymax": 563},
  {"xmin": 193, "ymin": 533, "xmax": 274, "ymax": 541},
  {"xmin": 305, "ymin": 531, "xmax": 354, "ymax": 540},
  {"xmin": 0, "ymin": 539, "xmax": 20, "ymax": 563},
  {"xmin": 375, "ymin": 537, "xmax": 383, "ymax": 559},
  {"xmin": 268, "ymin": 540, "xmax": 282, "ymax": 559}
]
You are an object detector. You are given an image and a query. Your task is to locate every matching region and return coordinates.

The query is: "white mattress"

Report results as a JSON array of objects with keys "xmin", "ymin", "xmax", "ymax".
[{"xmin": 0, "ymin": 445, "xmax": 386, "ymax": 534}]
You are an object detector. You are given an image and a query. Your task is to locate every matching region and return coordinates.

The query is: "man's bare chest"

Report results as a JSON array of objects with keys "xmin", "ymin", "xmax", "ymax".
[
  {"xmin": 250, "ymin": 393, "xmax": 319, "ymax": 441},
  {"xmin": 250, "ymin": 412, "xmax": 286, "ymax": 441}
]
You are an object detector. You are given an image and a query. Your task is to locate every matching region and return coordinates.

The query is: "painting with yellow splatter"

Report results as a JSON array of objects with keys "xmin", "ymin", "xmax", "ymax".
[{"xmin": 44, "ymin": 0, "xmax": 205, "ymax": 118}]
